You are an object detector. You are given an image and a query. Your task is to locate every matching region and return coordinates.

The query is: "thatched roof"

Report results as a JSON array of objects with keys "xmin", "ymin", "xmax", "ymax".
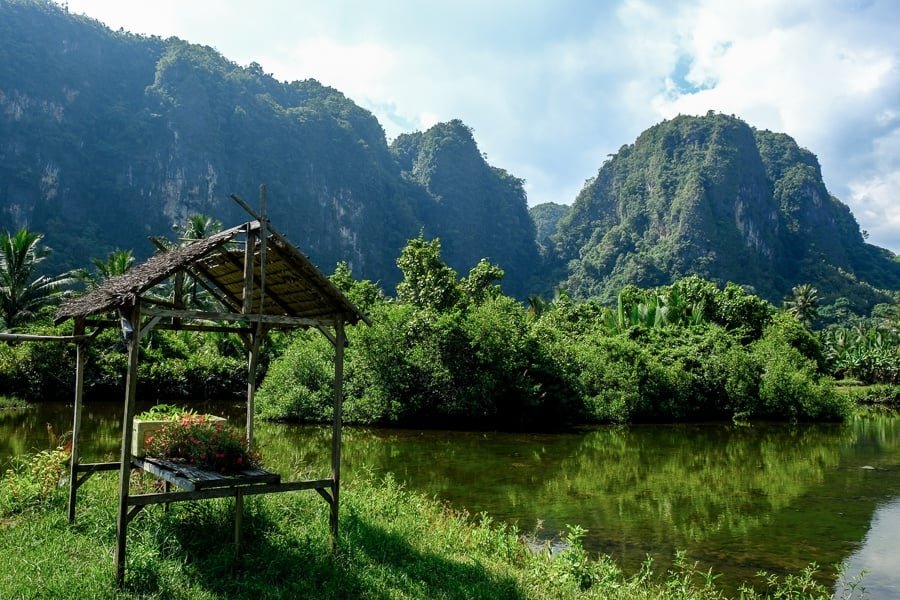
[{"xmin": 56, "ymin": 222, "xmax": 367, "ymax": 326}]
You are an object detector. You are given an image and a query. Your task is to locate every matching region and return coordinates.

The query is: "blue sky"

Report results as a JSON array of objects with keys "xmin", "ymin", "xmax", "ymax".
[{"xmin": 62, "ymin": 0, "xmax": 900, "ymax": 252}]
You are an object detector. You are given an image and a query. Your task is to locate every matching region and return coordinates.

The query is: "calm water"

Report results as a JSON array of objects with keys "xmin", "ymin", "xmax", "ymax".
[{"xmin": 2, "ymin": 400, "xmax": 899, "ymax": 597}]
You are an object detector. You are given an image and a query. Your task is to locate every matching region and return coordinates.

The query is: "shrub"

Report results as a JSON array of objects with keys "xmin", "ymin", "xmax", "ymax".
[
  {"xmin": 752, "ymin": 328, "xmax": 850, "ymax": 421},
  {"xmin": 256, "ymin": 331, "xmax": 334, "ymax": 422},
  {"xmin": 0, "ymin": 446, "xmax": 70, "ymax": 516}
]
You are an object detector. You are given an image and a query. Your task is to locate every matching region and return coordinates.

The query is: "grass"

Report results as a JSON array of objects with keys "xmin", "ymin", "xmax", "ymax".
[
  {"xmin": 0, "ymin": 458, "xmax": 852, "ymax": 600},
  {"xmin": 0, "ymin": 394, "xmax": 28, "ymax": 409}
]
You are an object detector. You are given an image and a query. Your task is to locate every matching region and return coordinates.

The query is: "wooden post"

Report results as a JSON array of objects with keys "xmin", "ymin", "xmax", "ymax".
[
  {"xmin": 235, "ymin": 489, "xmax": 244, "ymax": 555},
  {"xmin": 115, "ymin": 303, "xmax": 141, "ymax": 587},
  {"xmin": 258, "ymin": 184, "xmax": 267, "ymax": 316},
  {"xmin": 246, "ymin": 332, "xmax": 261, "ymax": 443},
  {"xmin": 67, "ymin": 327, "xmax": 86, "ymax": 524},
  {"xmin": 330, "ymin": 319, "xmax": 345, "ymax": 545},
  {"xmin": 243, "ymin": 217, "xmax": 259, "ymax": 443},
  {"xmin": 242, "ymin": 225, "xmax": 257, "ymax": 316}
]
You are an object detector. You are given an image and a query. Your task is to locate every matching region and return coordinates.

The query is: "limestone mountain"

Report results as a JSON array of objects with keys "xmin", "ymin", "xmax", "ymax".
[
  {"xmin": 390, "ymin": 121, "xmax": 539, "ymax": 297},
  {"xmin": 0, "ymin": 0, "xmax": 538, "ymax": 295},
  {"xmin": 551, "ymin": 112, "xmax": 900, "ymax": 309}
]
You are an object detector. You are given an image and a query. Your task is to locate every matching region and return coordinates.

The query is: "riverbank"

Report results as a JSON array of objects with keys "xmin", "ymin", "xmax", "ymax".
[
  {"xmin": 835, "ymin": 381, "xmax": 900, "ymax": 411},
  {"xmin": 0, "ymin": 464, "xmax": 849, "ymax": 599}
]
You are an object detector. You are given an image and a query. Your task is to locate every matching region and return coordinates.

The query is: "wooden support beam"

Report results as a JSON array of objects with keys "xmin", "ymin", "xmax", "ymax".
[
  {"xmin": 148, "ymin": 236, "xmax": 244, "ymax": 313},
  {"xmin": 74, "ymin": 462, "xmax": 119, "ymax": 488},
  {"xmin": 233, "ymin": 193, "xmax": 369, "ymax": 327},
  {"xmin": 246, "ymin": 331, "xmax": 262, "ymax": 443},
  {"xmin": 126, "ymin": 479, "xmax": 334, "ymax": 506},
  {"xmin": 115, "ymin": 303, "xmax": 141, "ymax": 588},
  {"xmin": 315, "ymin": 487, "xmax": 334, "ymax": 506},
  {"xmin": 235, "ymin": 490, "xmax": 244, "ymax": 554},
  {"xmin": 316, "ymin": 324, "xmax": 337, "ymax": 347},
  {"xmin": 330, "ymin": 318, "xmax": 345, "ymax": 545},
  {"xmin": 126, "ymin": 505, "xmax": 145, "ymax": 525},
  {"xmin": 185, "ymin": 261, "xmax": 244, "ymax": 312},
  {"xmin": 139, "ymin": 315, "xmax": 162, "ymax": 340},
  {"xmin": 242, "ymin": 223, "xmax": 257, "ymax": 315},
  {"xmin": 147, "ymin": 323, "xmax": 254, "ymax": 335},
  {"xmin": 210, "ymin": 243, "xmax": 296, "ymax": 315},
  {"xmin": 0, "ymin": 332, "xmax": 95, "ymax": 343},
  {"xmin": 141, "ymin": 307, "xmax": 330, "ymax": 327},
  {"xmin": 67, "ymin": 326, "xmax": 86, "ymax": 524},
  {"xmin": 257, "ymin": 184, "xmax": 268, "ymax": 316}
]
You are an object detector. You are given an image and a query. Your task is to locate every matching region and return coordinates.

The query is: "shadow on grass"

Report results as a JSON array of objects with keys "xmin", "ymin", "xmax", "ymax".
[{"xmin": 125, "ymin": 496, "xmax": 524, "ymax": 600}]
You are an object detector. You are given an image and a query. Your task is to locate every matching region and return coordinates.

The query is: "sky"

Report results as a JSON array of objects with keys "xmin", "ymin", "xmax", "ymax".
[{"xmin": 61, "ymin": 0, "xmax": 900, "ymax": 252}]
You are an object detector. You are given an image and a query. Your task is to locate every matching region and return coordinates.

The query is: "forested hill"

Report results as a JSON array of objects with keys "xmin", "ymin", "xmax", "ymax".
[
  {"xmin": 3, "ymin": 2, "xmax": 899, "ymax": 308},
  {"xmin": 549, "ymin": 112, "xmax": 900, "ymax": 308},
  {"xmin": 0, "ymin": 0, "xmax": 538, "ymax": 296}
]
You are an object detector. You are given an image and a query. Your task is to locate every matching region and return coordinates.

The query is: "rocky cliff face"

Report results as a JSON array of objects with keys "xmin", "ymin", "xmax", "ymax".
[{"xmin": 552, "ymin": 113, "xmax": 900, "ymax": 307}]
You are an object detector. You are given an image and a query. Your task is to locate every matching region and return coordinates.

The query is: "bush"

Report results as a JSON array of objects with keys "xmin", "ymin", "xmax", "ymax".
[
  {"xmin": 0, "ymin": 446, "xmax": 70, "ymax": 516},
  {"xmin": 256, "ymin": 330, "xmax": 335, "ymax": 422},
  {"xmin": 752, "ymin": 327, "xmax": 850, "ymax": 421}
]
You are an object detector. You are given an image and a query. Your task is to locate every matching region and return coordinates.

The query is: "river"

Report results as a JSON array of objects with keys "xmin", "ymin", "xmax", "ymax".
[{"xmin": 1, "ymin": 400, "xmax": 898, "ymax": 597}]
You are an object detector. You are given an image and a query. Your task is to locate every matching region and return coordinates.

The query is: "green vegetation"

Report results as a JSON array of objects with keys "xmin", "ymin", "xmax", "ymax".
[
  {"xmin": 257, "ymin": 241, "xmax": 850, "ymax": 427},
  {"xmin": 0, "ymin": 394, "xmax": 27, "ymax": 409},
  {"xmin": 0, "ymin": 228, "xmax": 78, "ymax": 330},
  {"xmin": 0, "ymin": 449, "xmax": 847, "ymax": 599},
  {"xmin": 821, "ymin": 300, "xmax": 900, "ymax": 385},
  {"xmin": 0, "ymin": 220, "xmax": 872, "ymax": 428},
  {"xmin": 0, "ymin": 445, "xmax": 69, "ymax": 516}
]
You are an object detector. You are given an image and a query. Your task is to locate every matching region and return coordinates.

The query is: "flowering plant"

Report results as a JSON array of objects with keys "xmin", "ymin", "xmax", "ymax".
[{"xmin": 143, "ymin": 414, "xmax": 261, "ymax": 474}]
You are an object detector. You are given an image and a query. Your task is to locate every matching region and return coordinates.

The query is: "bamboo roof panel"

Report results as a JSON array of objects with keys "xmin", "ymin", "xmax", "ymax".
[{"xmin": 56, "ymin": 222, "xmax": 367, "ymax": 326}]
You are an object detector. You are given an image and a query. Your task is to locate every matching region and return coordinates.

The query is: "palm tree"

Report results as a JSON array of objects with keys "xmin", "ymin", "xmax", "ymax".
[
  {"xmin": 80, "ymin": 248, "xmax": 135, "ymax": 289},
  {"xmin": 0, "ymin": 228, "xmax": 77, "ymax": 329},
  {"xmin": 177, "ymin": 214, "xmax": 222, "ymax": 243},
  {"xmin": 784, "ymin": 284, "xmax": 819, "ymax": 327}
]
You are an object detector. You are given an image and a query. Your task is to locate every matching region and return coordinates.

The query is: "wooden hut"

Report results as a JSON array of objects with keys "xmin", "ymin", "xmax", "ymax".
[{"xmin": 52, "ymin": 191, "xmax": 368, "ymax": 585}]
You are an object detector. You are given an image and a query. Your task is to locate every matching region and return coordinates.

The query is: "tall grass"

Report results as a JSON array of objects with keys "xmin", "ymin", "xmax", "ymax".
[
  {"xmin": 0, "ymin": 458, "xmax": 849, "ymax": 599},
  {"xmin": 0, "ymin": 394, "xmax": 27, "ymax": 409}
]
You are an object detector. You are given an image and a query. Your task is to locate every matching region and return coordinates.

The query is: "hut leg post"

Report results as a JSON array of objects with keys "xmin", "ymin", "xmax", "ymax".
[
  {"xmin": 115, "ymin": 305, "xmax": 141, "ymax": 587},
  {"xmin": 330, "ymin": 319, "xmax": 345, "ymax": 546},
  {"xmin": 246, "ymin": 331, "xmax": 261, "ymax": 443},
  {"xmin": 235, "ymin": 490, "xmax": 244, "ymax": 555},
  {"xmin": 67, "ymin": 340, "xmax": 86, "ymax": 524}
]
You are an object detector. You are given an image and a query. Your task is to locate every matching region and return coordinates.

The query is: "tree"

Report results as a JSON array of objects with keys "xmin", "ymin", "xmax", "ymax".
[
  {"xmin": 0, "ymin": 228, "xmax": 77, "ymax": 329},
  {"xmin": 176, "ymin": 214, "xmax": 222, "ymax": 242},
  {"xmin": 460, "ymin": 259, "xmax": 504, "ymax": 305},
  {"xmin": 329, "ymin": 261, "xmax": 383, "ymax": 311},
  {"xmin": 395, "ymin": 234, "xmax": 460, "ymax": 311},
  {"xmin": 81, "ymin": 248, "xmax": 134, "ymax": 288},
  {"xmin": 784, "ymin": 284, "xmax": 820, "ymax": 327}
]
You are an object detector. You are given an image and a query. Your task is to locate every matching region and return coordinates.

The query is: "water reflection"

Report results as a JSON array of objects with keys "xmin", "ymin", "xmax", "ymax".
[
  {"xmin": 835, "ymin": 497, "xmax": 900, "ymax": 598},
  {"xmin": 2, "ymin": 404, "xmax": 899, "ymax": 596}
]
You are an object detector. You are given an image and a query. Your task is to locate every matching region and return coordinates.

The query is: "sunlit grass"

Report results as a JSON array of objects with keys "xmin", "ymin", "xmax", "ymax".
[{"xmin": 0, "ymin": 460, "xmax": 846, "ymax": 599}]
